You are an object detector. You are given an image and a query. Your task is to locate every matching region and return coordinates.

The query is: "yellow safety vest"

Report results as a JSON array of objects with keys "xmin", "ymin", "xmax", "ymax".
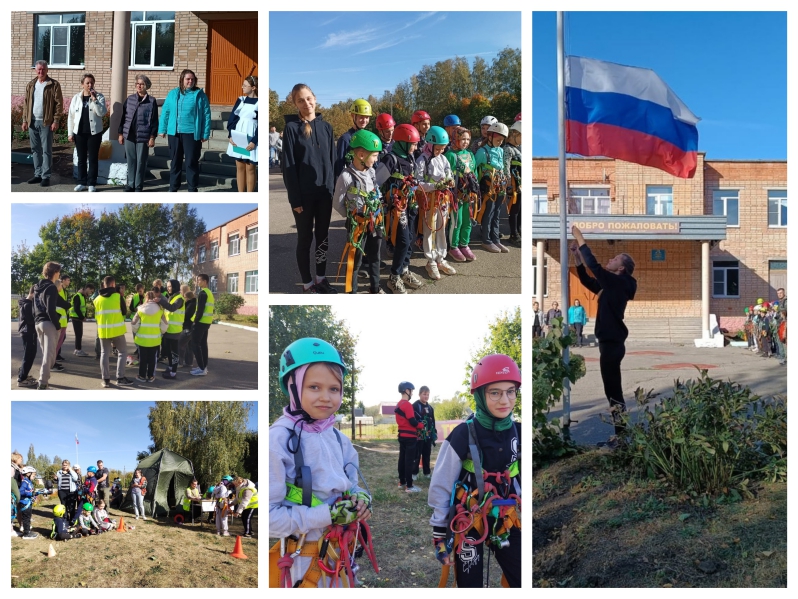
[
  {"xmin": 182, "ymin": 487, "xmax": 201, "ymax": 511},
  {"xmin": 237, "ymin": 481, "xmax": 259, "ymax": 510},
  {"xmin": 93, "ymin": 293, "xmax": 126, "ymax": 339},
  {"xmin": 56, "ymin": 289, "xmax": 68, "ymax": 327},
  {"xmin": 134, "ymin": 308, "xmax": 164, "ymax": 347},
  {"xmin": 166, "ymin": 295, "xmax": 185, "ymax": 334},
  {"xmin": 68, "ymin": 292, "xmax": 85, "ymax": 319},
  {"xmin": 193, "ymin": 287, "xmax": 215, "ymax": 324}
]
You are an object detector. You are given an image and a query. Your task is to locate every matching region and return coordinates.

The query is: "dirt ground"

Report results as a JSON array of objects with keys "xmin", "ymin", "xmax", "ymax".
[
  {"xmin": 12, "ymin": 139, "xmax": 75, "ymax": 179},
  {"xmin": 533, "ymin": 451, "xmax": 787, "ymax": 588}
]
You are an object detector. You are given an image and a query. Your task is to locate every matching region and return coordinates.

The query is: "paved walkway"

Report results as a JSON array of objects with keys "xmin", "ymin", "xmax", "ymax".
[
  {"xmin": 268, "ymin": 167, "xmax": 521, "ymax": 294},
  {"xmin": 548, "ymin": 342, "xmax": 788, "ymax": 446},
  {"xmin": 11, "ymin": 321, "xmax": 258, "ymax": 390}
]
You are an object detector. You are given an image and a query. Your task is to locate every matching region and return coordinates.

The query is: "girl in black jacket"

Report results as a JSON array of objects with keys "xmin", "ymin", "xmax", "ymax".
[{"xmin": 17, "ymin": 286, "xmax": 37, "ymax": 387}]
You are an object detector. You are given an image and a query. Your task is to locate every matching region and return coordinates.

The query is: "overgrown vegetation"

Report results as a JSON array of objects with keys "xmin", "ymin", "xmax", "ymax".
[{"xmin": 215, "ymin": 293, "xmax": 246, "ymax": 316}]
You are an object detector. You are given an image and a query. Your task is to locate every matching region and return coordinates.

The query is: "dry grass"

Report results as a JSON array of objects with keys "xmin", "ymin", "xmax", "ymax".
[
  {"xmin": 11, "ymin": 497, "xmax": 258, "ymax": 588},
  {"xmin": 533, "ymin": 451, "xmax": 787, "ymax": 588},
  {"xmin": 270, "ymin": 439, "xmax": 506, "ymax": 588}
]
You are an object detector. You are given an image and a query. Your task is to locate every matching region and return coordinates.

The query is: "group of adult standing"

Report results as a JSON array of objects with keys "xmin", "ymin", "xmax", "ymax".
[{"xmin": 20, "ymin": 60, "xmax": 258, "ymax": 192}]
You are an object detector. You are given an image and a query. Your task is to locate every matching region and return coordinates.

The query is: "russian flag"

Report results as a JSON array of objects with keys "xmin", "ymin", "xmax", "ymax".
[{"xmin": 565, "ymin": 56, "xmax": 700, "ymax": 179}]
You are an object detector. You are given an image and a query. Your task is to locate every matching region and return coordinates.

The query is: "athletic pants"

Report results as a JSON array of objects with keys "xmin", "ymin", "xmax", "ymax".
[
  {"xmin": 56, "ymin": 325, "xmax": 67, "ymax": 357},
  {"xmin": 573, "ymin": 323, "xmax": 584, "ymax": 346},
  {"xmin": 35, "ymin": 320, "xmax": 58, "ymax": 385},
  {"xmin": 422, "ymin": 207, "xmax": 447, "ymax": 263},
  {"xmin": 414, "ymin": 439, "xmax": 433, "ymax": 476},
  {"xmin": 138, "ymin": 345, "xmax": 158, "ymax": 378},
  {"xmin": 241, "ymin": 507, "xmax": 257, "ymax": 535},
  {"xmin": 598, "ymin": 341, "xmax": 627, "ymax": 435},
  {"xmin": 16, "ymin": 505, "xmax": 31, "ymax": 534},
  {"xmin": 398, "ymin": 437, "xmax": 418, "ymax": 488},
  {"xmin": 18, "ymin": 330, "xmax": 38, "ymax": 382},
  {"xmin": 292, "ymin": 194, "xmax": 332, "ymax": 285},
  {"xmin": 163, "ymin": 337, "xmax": 180, "ymax": 373},
  {"xmin": 179, "ymin": 330, "xmax": 194, "ymax": 367},
  {"xmin": 99, "ymin": 335, "xmax": 127, "ymax": 380},
  {"xmin": 72, "ymin": 319, "xmax": 84, "ymax": 350},
  {"xmin": 192, "ymin": 322, "xmax": 210, "ymax": 370},
  {"xmin": 350, "ymin": 233, "xmax": 381, "ymax": 293},
  {"xmin": 58, "ymin": 490, "xmax": 77, "ymax": 522},
  {"xmin": 455, "ymin": 525, "xmax": 521, "ymax": 588},
  {"xmin": 390, "ymin": 210, "xmax": 412, "ymax": 276}
]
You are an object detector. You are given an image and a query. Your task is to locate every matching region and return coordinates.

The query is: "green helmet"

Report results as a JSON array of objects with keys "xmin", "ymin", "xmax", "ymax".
[
  {"xmin": 349, "ymin": 98, "xmax": 372, "ymax": 116},
  {"xmin": 426, "ymin": 126, "xmax": 449, "ymax": 146},
  {"xmin": 349, "ymin": 129, "xmax": 382, "ymax": 153},
  {"xmin": 53, "ymin": 504, "xmax": 66, "ymax": 517},
  {"xmin": 83, "ymin": 502, "xmax": 93, "ymax": 511},
  {"xmin": 279, "ymin": 338, "xmax": 348, "ymax": 395}
]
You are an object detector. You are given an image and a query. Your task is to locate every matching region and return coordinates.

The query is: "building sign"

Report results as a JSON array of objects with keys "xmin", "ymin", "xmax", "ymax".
[
  {"xmin": 651, "ymin": 249, "xmax": 666, "ymax": 261},
  {"xmin": 570, "ymin": 220, "xmax": 681, "ymax": 234}
]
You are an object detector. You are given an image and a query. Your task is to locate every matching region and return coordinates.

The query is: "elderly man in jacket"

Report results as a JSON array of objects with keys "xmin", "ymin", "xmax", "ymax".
[{"xmin": 21, "ymin": 60, "xmax": 63, "ymax": 187}]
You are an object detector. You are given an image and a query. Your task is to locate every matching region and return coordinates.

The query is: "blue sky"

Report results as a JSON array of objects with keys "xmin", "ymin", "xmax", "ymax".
[
  {"xmin": 270, "ymin": 11, "xmax": 521, "ymax": 105},
  {"xmin": 10, "ymin": 203, "xmax": 257, "ymax": 249},
  {"xmin": 11, "ymin": 402, "xmax": 258, "ymax": 472},
  {"xmin": 533, "ymin": 11, "xmax": 787, "ymax": 159}
]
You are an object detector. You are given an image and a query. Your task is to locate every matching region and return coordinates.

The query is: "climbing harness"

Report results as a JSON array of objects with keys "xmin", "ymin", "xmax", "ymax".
[
  {"xmin": 385, "ymin": 173, "xmax": 419, "ymax": 247},
  {"xmin": 506, "ymin": 160, "xmax": 521, "ymax": 215},
  {"xmin": 475, "ymin": 165, "xmax": 508, "ymax": 224}
]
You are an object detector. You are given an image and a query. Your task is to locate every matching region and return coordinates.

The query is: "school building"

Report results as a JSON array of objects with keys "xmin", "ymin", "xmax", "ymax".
[
  {"xmin": 194, "ymin": 208, "xmax": 258, "ymax": 315},
  {"xmin": 531, "ymin": 155, "xmax": 787, "ymax": 335}
]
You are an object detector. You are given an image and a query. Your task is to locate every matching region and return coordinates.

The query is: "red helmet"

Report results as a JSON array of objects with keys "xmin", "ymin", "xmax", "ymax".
[
  {"xmin": 514, "ymin": 113, "xmax": 522, "ymax": 122},
  {"xmin": 470, "ymin": 354, "xmax": 521, "ymax": 393},
  {"xmin": 411, "ymin": 110, "xmax": 431, "ymax": 124},
  {"xmin": 376, "ymin": 113, "xmax": 396, "ymax": 131},
  {"xmin": 393, "ymin": 124, "xmax": 421, "ymax": 143}
]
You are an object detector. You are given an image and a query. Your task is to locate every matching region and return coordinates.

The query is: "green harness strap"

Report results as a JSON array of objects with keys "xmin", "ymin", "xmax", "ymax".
[{"xmin": 285, "ymin": 482, "xmax": 323, "ymax": 507}]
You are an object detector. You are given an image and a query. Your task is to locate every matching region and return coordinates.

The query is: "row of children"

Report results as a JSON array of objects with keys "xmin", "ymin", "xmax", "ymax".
[
  {"xmin": 269, "ymin": 338, "xmax": 521, "ymax": 588},
  {"xmin": 17, "ymin": 261, "xmax": 215, "ymax": 389},
  {"xmin": 50, "ymin": 500, "xmax": 119, "ymax": 540},
  {"xmin": 332, "ymin": 100, "xmax": 522, "ymax": 293},
  {"xmin": 743, "ymin": 291, "xmax": 787, "ymax": 364}
]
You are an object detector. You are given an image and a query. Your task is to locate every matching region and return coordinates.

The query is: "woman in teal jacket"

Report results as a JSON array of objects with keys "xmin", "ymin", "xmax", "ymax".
[
  {"xmin": 158, "ymin": 69, "xmax": 211, "ymax": 192},
  {"xmin": 568, "ymin": 299, "xmax": 587, "ymax": 347}
]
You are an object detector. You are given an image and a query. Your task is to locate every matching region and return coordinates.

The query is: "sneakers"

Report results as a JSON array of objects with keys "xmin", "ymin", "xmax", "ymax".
[
  {"xmin": 438, "ymin": 260, "xmax": 457, "ymax": 275},
  {"xmin": 508, "ymin": 234, "xmax": 521, "ymax": 246},
  {"xmin": 40, "ymin": 179, "xmax": 50, "ymax": 187},
  {"xmin": 412, "ymin": 474, "xmax": 417, "ymax": 480},
  {"xmin": 142, "ymin": 516, "xmax": 147, "ymax": 521},
  {"xmin": 101, "ymin": 379, "xmax": 111, "ymax": 388},
  {"xmin": 315, "ymin": 278, "xmax": 338, "ymax": 294},
  {"xmin": 425, "ymin": 261, "xmax": 441, "ymax": 280},
  {"xmin": 22, "ymin": 532, "xmax": 39, "ymax": 540},
  {"xmin": 27, "ymin": 176, "xmax": 42, "ymax": 184},
  {"xmin": 482, "ymin": 243, "xmax": 501, "ymax": 253},
  {"xmin": 55, "ymin": 354, "xmax": 65, "ymax": 362},
  {"xmin": 398, "ymin": 482, "xmax": 404, "ymax": 489},
  {"xmin": 74, "ymin": 349, "xmax": 89, "ymax": 357},
  {"xmin": 597, "ymin": 436, "xmax": 620, "ymax": 452},
  {"xmin": 448, "ymin": 247, "xmax": 466, "ymax": 262},
  {"xmin": 369, "ymin": 288, "xmax": 385, "ymax": 294},
  {"xmin": 405, "ymin": 486, "xmax": 421, "ymax": 493},
  {"xmin": 401, "ymin": 270, "xmax": 424, "ymax": 289},
  {"xmin": 147, "ymin": 377, "xmax": 156, "ymax": 383},
  {"xmin": 17, "ymin": 377, "xmax": 37, "ymax": 387},
  {"xmin": 190, "ymin": 368, "xmax": 208, "ymax": 376},
  {"xmin": 135, "ymin": 516, "xmax": 139, "ymax": 520},
  {"xmin": 387, "ymin": 275, "xmax": 407, "ymax": 294},
  {"xmin": 36, "ymin": 382, "xmax": 48, "ymax": 390},
  {"xmin": 496, "ymin": 242, "xmax": 510, "ymax": 253},
  {"xmin": 460, "ymin": 246, "xmax": 476, "ymax": 261},
  {"xmin": 222, "ymin": 532, "xmax": 230, "ymax": 537},
  {"xmin": 51, "ymin": 363, "xmax": 65, "ymax": 371},
  {"xmin": 136, "ymin": 375, "xmax": 147, "ymax": 382},
  {"xmin": 162, "ymin": 371, "xmax": 176, "ymax": 379},
  {"xmin": 74, "ymin": 184, "xmax": 86, "ymax": 192},
  {"xmin": 116, "ymin": 377, "xmax": 134, "ymax": 386},
  {"xmin": 385, "ymin": 245, "xmax": 395, "ymax": 259},
  {"xmin": 88, "ymin": 186, "xmax": 97, "ymax": 192}
]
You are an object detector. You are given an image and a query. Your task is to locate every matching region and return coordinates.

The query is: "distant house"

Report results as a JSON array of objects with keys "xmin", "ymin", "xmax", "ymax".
[{"xmin": 380, "ymin": 402, "xmax": 398, "ymax": 417}]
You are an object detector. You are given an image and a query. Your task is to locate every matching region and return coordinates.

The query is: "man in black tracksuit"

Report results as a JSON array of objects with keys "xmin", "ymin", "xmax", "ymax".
[
  {"xmin": 412, "ymin": 386, "xmax": 436, "ymax": 478},
  {"xmin": 571, "ymin": 225, "xmax": 637, "ymax": 442}
]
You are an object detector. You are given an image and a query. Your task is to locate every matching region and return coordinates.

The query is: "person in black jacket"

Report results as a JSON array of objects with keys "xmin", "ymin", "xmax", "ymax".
[
  {"xmin": 178, "ymin": 286, "xmax": 196, "ymax": 368},
  {"xmin": 17, "ymin": 286, "xmax": 38, "ymax": 387},
  {"xmin": 282, "ymin": 83, "xmax": 337, "ymax": 294},
  {"xmin": 33, "ymin": 261, "xmax": 70, "ymax": 390},
  {"xmin": 69, "ymin": 283, "xmax": 94, "ymax": 357},
  {"xmin": 412, "ymin": 386, "xmax": 437, "ymax": 479},
  {"xmin": 395, "ymin": 382, "xmax": 423, "ymax": 493},
  {"xmin": 571, "ymin": 225, "xmax": 637, "ymax": 445}
]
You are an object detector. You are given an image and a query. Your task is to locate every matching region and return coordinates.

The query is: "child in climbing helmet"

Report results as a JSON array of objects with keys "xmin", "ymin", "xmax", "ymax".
[
  {"xmin": 503, "ymin": 121, "xmax": 522, "ymax": 246},
  {"xmin": 416, "ymin": 126, "xmax": 456, "ymax": 281},
  {"xmin": 375, "ymin": 113, "xmax": 395, "ymax": 160},
  {"xmin": 51, "ymin": 504, "xmax": 81, "ymax": 540},
  {"xmin": 333, "ymin": 129, "xmax": 384, "ymax": 294},
  {"xmin": 471, "ymin": 115, "xmax": 497, "ymax": 154},
  {"xmin": 77, "ymin": 502, "xmax": 101, "ymax": 536},
  {"xmin": 428, "ymin": 354, "xmax": 522, "ymax": 588},
  {"xmin": 445, "ymin": 127, "xmax": 479, "ymax": 263},
  {"xmin": 411, "ymin": 110, "xmax": 431, "ymax": 160},
  {"xmin": 270, "ymin": 338, "xmax": 373, "ymax": 588},
  {"xmin": 334, "ymin": 98, "xmax": 372, "ymax": 179},
  {"xmin": 442, "ymin": 114, "xmax": 461, "ymax": 152},
  {"xmin": 475, "ymin": 122, "xmax": 510, "ymax": 254}
]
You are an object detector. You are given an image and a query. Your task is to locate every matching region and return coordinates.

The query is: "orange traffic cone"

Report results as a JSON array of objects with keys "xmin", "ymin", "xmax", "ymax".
[
  {"xmin": 47, "ymin": 543, "xmax": 57, "ymax": 557},
  {"xmin": 230, "ymin": 535, "xmax": 248, "ymax": 559},
  {"xmin": 116, "ymin": 517, "xmax": 126, "ymax": 532}
]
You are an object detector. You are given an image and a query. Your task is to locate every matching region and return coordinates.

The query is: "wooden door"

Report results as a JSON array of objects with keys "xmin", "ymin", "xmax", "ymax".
[
  {"xmin": 208, "ymin": 20, "xmax": 258, "ymax": 105},
  {"xmin": 569, "ymin": 267, "xmax": 599, "ymax": 318},
  {"xmin": 769, "ymin": 264, "xmax": 787, "ymax": 302}
]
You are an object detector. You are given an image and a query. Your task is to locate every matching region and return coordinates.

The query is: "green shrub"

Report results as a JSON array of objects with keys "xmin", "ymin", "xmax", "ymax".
[
  {"xmin": 618, "ymin": 369, "xmax": 787, "ymax": 496},
  {"xmin": 215, "ymin": 293, "xmax": 246, "ymax": 316},
  {"xmin": 11, "ymin": 303, "xmax": 20, "ymax": 319},
  {"xmin": 533, "ymin": 318, "xmax": 586, "ymax": 466}
]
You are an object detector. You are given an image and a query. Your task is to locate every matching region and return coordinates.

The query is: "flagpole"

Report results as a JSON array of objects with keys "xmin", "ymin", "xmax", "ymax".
[{"xmin": 557, "ymin": 11, "xmax": 572, "ymax": 439}]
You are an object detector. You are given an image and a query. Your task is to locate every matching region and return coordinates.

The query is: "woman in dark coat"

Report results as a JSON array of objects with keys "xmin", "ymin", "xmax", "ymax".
[{"xmin": 118, "ymin": 75, "xmax": 158, "ymax": 191}]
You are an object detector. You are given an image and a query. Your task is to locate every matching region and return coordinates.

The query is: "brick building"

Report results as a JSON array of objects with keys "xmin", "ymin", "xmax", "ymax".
[
  {"xmin": 194, "ymin": 208, "xmax": 258, "ymax": 315},
  {"xmin": 531, "ymin": 155, "xmax": 787, "ymax": 333},
  {"xmin": 11, "ymin": 11, "xmax": 257, "ymax": 105}
]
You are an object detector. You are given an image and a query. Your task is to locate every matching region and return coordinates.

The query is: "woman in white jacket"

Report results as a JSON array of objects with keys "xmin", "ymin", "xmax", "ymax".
[{"xmin": 67, "ymin": 74, "xmax": 107, "ymax": 192}]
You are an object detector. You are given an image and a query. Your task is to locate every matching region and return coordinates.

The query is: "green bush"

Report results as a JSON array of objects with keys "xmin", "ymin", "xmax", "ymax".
[
  {"xmin": 215, "ymin": 293, "xmax": 246, "ymax": 316},
  {"xmin": 618, "ymin": 369, "xmax": 787, "ymax": 496},
  {"xmin": 11, "ymin": 303, "xmax": 20, "ymax": 319},
  {"xmin": 533, "ymin": 318, "xmax": 586, "ymax": 466}
]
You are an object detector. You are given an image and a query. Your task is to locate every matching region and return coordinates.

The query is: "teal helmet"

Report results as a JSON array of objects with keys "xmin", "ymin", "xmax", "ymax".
[
  {"xmin": 426, "ymin": 126, "xmax": 449, "ymax": 146},
  {"xmin": 208, "ymin": 485, "xmax": 216, "ymax": 493},
  {"xmin": 279, "ymin": 338, "xmax": 348, "ymax": 395},
  {"xmin": 222, "ymin": 475, "xmax": 234, "ymax": 482}
]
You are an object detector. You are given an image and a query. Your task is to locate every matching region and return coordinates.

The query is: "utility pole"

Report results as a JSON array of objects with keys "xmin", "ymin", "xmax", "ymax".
[{"xmin": 351, "ymin": 361, "xmax": 356, "ymax": 440}]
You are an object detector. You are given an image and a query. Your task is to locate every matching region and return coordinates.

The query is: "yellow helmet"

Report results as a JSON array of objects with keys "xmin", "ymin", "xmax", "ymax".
[{"xmin": 349, "ymin": 98, "xmax": 372, "ymax": 116}]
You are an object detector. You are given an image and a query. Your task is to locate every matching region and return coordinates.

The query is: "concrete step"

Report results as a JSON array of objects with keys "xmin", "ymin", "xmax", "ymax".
[
  {"xmin": 581, "ymin": 318, "xmax": 702, "ymax": 345},
  {"xmin": 147, "ymin": 166, "xmax": 237, "ymax": 190},
  {"xmin": 148, "ymin": 155, "xmax": 237, "ymax": 178}
]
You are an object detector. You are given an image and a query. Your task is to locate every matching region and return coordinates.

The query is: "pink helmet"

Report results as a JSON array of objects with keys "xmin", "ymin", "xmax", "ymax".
[{"xmin": 470, "ymin": 354, "xmax": 521, "ymax": 393}]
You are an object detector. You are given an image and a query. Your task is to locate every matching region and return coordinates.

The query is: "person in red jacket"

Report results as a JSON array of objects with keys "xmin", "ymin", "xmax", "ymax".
[{"xmin": 394, "ymin": 381, "xmax": 423, "ymax": 493}]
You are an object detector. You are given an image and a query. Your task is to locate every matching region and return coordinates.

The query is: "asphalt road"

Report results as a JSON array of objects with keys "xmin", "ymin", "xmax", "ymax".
[
  {"xmin": 548, "ymin": 341, "xmax": 788, "ymax": 446},
  {"xmin": 268, "ymin": 167, "xmax": 521, "ymax": 294},
  {"xmin": 11, "ymin": 321, "xmax": 258, "ymax": 390}
]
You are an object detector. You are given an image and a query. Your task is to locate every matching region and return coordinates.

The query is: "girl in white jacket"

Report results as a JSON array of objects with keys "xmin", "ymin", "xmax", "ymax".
[{"xmin": 67, "ymin": 74, "xmax": 107, "ymax": 192}]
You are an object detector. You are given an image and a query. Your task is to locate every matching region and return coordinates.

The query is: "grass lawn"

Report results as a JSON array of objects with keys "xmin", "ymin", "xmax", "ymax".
[
  {"xmin": 218, "ymin": 315, "xmax": 258, "ymax": 328},
  {"xmin": 11, "ymin": 496, "xmax": 258, "ymax": 588},
  {"xmin": 270, "ymin": 439, "xmax": 507, "ymax": 588},
  {"xmin": 533, "ymin": 450, "xmax": 787, "ymax": 588}
]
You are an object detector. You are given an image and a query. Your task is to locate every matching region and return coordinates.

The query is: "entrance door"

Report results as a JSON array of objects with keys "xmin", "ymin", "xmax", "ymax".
[
  {"xmin": 769, "ymin": 260, "xmax": 787, "ymax": 302},
  {"xmin": 569, "ymin": 267, "xmax": 598, "ymax": 318},
  {"xmin": 207, "ymin": 20, "xmax": 258, "ymax": 105}
]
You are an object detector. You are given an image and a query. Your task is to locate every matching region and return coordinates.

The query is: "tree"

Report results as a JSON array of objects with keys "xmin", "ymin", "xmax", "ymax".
[
  {"xmin": 432, "ymin": 393, "xmax": 471, "ymax": 421},
  {"xmin": 269, "ymin": 88, "xmax": 280, "ymax": 129},
  {"xmin": 472, "ymin": 56, "xmax": 491, "ymax": 97},
  {"xmin": 27, "ymin": 444, "xmax": 35, "ymax": 465},
  {"xmin": 489, "ymin": 47, "xmax": 522, "ymax": 99},
  {"xmin": 116, "ymin": 204, "xmax": 173, "ymax": 285},
  {"xmin": 146, "ymin": 402, "xmax": 253, "ymax": 490},
  {"xmin": 269, "ymin": 306, "xmax": 360, "ymax": 423},
  {"xmin": 168, "ymin": 204, "xmax": 206, "ymax": 282}
]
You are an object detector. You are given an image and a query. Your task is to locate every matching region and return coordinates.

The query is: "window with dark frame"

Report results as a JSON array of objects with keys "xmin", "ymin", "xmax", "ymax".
[{"xmin": 712, "ymin": 260, "xmax": 740, "ymax": 298}]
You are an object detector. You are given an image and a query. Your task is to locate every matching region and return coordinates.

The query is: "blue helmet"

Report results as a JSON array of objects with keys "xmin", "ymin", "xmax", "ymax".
[
  {"xmin": 87, "ymin": 466, "xmax": 97, "ymax": 474},
  {"xmin": 443, "ymin": 115, "xmax": 461, "ymax": 127}
]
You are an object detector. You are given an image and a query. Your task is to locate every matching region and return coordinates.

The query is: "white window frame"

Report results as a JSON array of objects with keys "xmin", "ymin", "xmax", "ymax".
[
  {"xmin": 768, "ymin": 189, "xmax": 787, "ymax": 228},
  {"xmin": 129, "ymin": 12, "xmax": 176, "ymax": 69},
  {"xmin": 227, "ymin": 272, "xmax": 239, "ymax": 293},
  {"xmin": 209, "ymin": 275, "xmax": 218, "ymax": 293},
  {"xmin": 245, "ymin": 270, "xmax": 258, "ymax": 294},
  {"xmin": 34, "ymin": 13, "xmax": 86, "ymax": 68},
  {"xmin": 532, "ymin": 187, "xmax": 548, "ymax": 215},
  {"xmin": 228, "ymin": 233, "xmax": 240, "ymax": 257},
  {"xmin": 712, "ymin": 261, "xmax": 740, "ymax": 298},
  {"xmin": 569, "ymin": 187, "xmax": 611, "ymax": 215},
  {"xmin": 210, "ymin": 240, "xmax": 219, "ymax": 261},
  {"xmin": 713, "ymin": 190, "xmax": 740, "ymax": 227},
  {"xmin": 532, "ymin": 256, "xmax": 548, "ymax": 298},
  {"xmin": 197, "ymin": 245, "xmax": 206, "ymax": 263},
  {"xmin": 646, "ymin": 185, "xmax": 674, "ymax": 216},
  {"xmin": 247, "ymin": 226, "xmax": 258, "ymax": 252}
]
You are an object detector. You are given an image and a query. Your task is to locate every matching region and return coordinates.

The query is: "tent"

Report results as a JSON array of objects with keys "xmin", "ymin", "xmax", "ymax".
[{"xmin": 121, "ymin": 449, "xmax": 195, "ymax": 517}]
